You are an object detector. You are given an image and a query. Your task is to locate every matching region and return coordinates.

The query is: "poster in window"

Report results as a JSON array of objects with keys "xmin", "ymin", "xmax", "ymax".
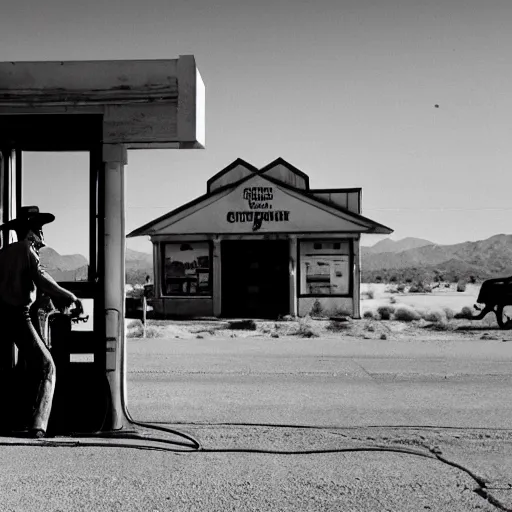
[{"xmin": 301, "ymin": 255, "xmax": 349, "ymax": 295}]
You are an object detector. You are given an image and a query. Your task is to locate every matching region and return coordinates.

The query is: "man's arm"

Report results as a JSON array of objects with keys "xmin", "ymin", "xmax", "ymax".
[
  {"xmin": 28, "ymin": 246, "xmax": 78, "ymax": 306},
  {"xmin": 36, "ymin": 269, "xmax": 78, "ymax": 305}
]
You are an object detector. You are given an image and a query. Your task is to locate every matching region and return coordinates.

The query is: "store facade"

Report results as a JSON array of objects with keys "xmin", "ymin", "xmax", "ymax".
[{"xmin": 128, "ymin": 158, "xmax": 392, "ymax": 319}]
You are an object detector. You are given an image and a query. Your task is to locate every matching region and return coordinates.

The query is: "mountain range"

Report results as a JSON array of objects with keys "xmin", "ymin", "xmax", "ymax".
[
  {"xmin": 40, "ymin": 247, "xmax": 153, "ymax": 285},
  {"xmin": 40, "ymin": 248, "xmax": 89, "ymax": 282},
  {"xmin": 38, "ymin": 233, "xmax": 512, "ymax": 286},
  {"xmin": 361, "ymin": 234, "xmax": 512, "ymax": 283},
  {"xmin": 362, "ymin": 237, "xmax": 434, "ymax": 254}
]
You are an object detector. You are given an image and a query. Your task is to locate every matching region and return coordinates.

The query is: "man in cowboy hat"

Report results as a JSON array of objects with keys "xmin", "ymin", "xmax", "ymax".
[{"xmin": 0, "ymin": 206, "xmax": 83, "ymax": 438}]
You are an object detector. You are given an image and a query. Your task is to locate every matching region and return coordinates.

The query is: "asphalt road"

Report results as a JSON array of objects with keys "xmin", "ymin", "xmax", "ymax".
[
  {"xmin": 3, "ymin": 335, "xmax": 512, "ymax": 511},
  {"xmin": 126, "ymin": 336, "xmax": 512, "ymax": 429}
]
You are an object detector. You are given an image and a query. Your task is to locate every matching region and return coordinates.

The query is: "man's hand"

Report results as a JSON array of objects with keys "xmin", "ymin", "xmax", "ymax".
[{"xmin": 71, "ymin": 298, "xmax": 84, "ymax": 317}]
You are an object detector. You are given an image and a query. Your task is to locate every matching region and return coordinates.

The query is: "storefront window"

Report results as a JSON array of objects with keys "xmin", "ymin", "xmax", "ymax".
[
  {"xmin": 299, "ymin": 240, "xmax": 351, "ymax": 296},
  {"xmin": 163, "ymin": 242, "xmax": 212, "ymax": 296}
]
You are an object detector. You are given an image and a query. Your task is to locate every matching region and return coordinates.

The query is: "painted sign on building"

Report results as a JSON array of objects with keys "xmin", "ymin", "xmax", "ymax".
[{"xmin": 226, "ymin": 186, "xmax": 291, "ymax": 231}]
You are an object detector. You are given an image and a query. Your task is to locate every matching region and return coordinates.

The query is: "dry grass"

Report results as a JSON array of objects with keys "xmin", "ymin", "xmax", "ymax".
[
  {"xmin": 422, "ymin": 321, "xmax": 454, "ymax": 331},
  {"xmin": 126, "ymin": 320, "xmax": 168, "ymax": 338},
  {"xmin": 124, "ymin": 292, "xmax": 508, "ymax": 342}
]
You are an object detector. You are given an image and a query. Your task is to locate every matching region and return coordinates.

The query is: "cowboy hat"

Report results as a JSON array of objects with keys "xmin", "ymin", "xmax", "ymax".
[{"xmin": 0, "ymin": 206, "xmax": 55, "ymax": 231}]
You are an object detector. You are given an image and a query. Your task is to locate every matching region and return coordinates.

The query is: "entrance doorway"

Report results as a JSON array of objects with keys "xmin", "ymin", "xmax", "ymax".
[{"xmin": 221, "ymin": 240, "xmax": 289, "ymax": 319}]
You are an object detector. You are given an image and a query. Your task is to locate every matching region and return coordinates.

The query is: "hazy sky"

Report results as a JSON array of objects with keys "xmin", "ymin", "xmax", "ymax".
[{"xmin": 2, "ymin": 0, "xmax": 511, "ymax": 255}]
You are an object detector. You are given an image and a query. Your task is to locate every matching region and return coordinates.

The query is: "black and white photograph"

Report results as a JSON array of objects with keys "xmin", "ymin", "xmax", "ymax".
[{"xmin": 1, "ymin": 0, "xmax": 512, "ymax": 510}]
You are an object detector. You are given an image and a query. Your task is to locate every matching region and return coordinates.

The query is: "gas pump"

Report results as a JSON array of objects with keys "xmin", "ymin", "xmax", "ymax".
[{"xmin": 0, "ymin": 56, "xmax": 205, "ymax": 436}]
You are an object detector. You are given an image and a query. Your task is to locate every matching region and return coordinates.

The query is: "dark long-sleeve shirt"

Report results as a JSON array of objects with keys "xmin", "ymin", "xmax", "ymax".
[{"xmin": 0, "ymin": 241, "xmax": 76, "ymax": 308}]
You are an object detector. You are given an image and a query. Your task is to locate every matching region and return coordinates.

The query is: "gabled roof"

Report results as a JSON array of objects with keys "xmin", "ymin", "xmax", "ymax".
[
  {"xmin": 128, "ymin": 169, "xmax": 392, "ymax": 237},
  {"xmin": 258, "ymin": 157, "xmax": 310, "ymax": 189},
  {"xmin": 206, "ymin": 158, "xmax": 259, "ymax": 193}
]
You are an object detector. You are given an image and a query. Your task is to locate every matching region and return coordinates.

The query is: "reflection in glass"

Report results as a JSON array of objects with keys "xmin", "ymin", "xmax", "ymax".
[{"xmin": 163, "ymin": 242, "xmax": 212, "ymax": 296}]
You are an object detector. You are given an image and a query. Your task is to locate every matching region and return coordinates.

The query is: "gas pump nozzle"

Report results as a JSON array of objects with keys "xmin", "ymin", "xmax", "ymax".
[{"xmin": 68, "ymin": 300, "xmax": 89, "ymax": 324}]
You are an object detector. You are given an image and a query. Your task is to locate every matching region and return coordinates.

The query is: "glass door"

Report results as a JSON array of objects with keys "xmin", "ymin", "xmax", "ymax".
[{"xmin": 21, "ymin": 151, "xmax": 98, "ymax": 331}]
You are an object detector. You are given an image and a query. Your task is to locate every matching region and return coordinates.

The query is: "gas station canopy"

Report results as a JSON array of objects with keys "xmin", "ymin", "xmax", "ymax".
[
  {"xmin": 0, "ymin": 55, "xmax": 205, "ymax": 149},
  {"xmin": 0, "ymin": 55, "xmax": 205, "ymax": 432}
]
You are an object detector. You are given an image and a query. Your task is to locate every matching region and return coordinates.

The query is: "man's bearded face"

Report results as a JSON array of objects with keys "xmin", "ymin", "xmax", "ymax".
[{"xmin": 27, "ymin": 227, "xmax": 46, "ymax": 252}]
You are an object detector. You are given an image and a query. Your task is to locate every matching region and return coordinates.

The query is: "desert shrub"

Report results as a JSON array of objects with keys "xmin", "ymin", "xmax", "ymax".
[
  {"xmin": 443, "ymin": 307, "xmax": 455, "ymax": 320},
  {"xmin": 292, "ymin": 316, "xmax": 319, "ymax": 338},
  {"xmin": 406, "ymin": 278, "xmax": 413, "ymax": 283},
  {"xmin": 326, "ymin": 319, "xmax": 349, "ymax": 332},
  {"xmin": 409, "ymin": 281, "xmax": 432, "ymax": 294},
  {"xmin": 454, "ymin": 306, "xmax": 473, "ymax": 320},
  {"xmin": 363, "ymin": 310, "xmax": 375, "ymax": 319},
  {"xmin": 470, "ymin": 275, "xmax": 477, "ymax": 284},
  {"xmin": 396, "ymin": 283, "xmax": 405, "ymax": 293},
  {"xmin": 310, "ymin": 299, "xmax": 324, "ymax": 317},
  {"xmin": 456, "ymin": 281, "xmax": 467, "ymax": 292},
  {"xmin": 394, "ymin": 306, "xmax": 421, "ymax": 322},
  {"xmin": 423, "ymin": 309, "xmax": 446, "ymax": 323},
  {"xmin": 228, "ymin": 319, "xmax": 257, "ymax": 330},
  {"xmin": 389, "ymin": 296, "xmax": 397, "ymax": 304},
  {"xmin": 126, "ymin": 320, "xmax": 144, "ymax": 338},
  {"xmin": 377, "ymin": 305, "xmax": 395, "ymax": 320},
  {"xmin": 365, "ymin": 287, "xmax": 375, "ymax": 300},
  {"xmin": 390, "ymin": 275, "xmax": 397, "ymax": 283}
]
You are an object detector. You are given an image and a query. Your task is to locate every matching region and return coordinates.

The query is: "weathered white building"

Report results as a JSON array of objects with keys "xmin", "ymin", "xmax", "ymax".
[{"xmin": 128, "ymin": 158, "xmax": 392, "ymax": 318}]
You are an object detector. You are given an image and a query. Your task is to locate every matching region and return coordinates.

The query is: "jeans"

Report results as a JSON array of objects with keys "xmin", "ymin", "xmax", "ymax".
[{"xmin": 0, "ymin": 302, "xmax": 55, "ymax": 432}]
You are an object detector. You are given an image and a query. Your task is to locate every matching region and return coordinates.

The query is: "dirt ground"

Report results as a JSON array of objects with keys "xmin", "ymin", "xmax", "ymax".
[
  {"xmin": 125, "ymin": 281, "xmax": 512, "ymax": 341},
  {"xmin": 360, "ymin": 282, "xmax": 481, "ymax": 313},
  {"xmin": 126, "ymin": 315, "xmax": 512, "ymax": 343}
]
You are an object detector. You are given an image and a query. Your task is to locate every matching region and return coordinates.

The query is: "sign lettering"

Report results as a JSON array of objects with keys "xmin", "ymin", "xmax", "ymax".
[{"xmin": 227, "ymin": 187, "xmax": 291, "ymax": 231}]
